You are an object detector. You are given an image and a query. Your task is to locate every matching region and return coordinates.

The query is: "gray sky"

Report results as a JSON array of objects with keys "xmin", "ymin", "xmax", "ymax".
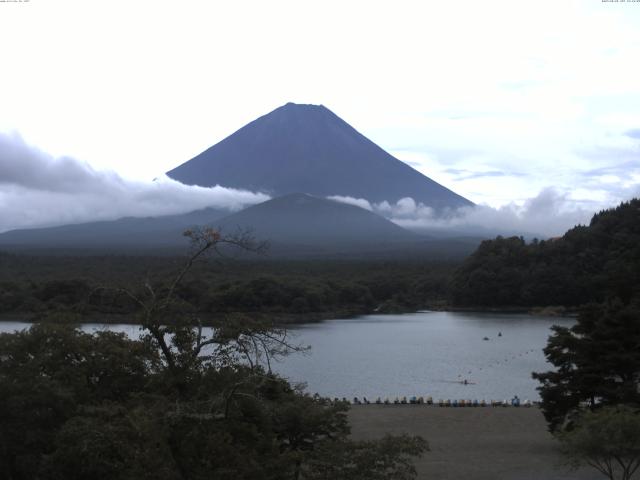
[{"xmin": 0, "ymin": 0, "xmax": 639, "ymax": 234}]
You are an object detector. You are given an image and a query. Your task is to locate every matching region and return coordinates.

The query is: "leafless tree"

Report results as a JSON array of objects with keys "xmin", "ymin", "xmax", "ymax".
[{"xmin": 112, "ymin": 227, "xmax": 306, "ymax": 381}]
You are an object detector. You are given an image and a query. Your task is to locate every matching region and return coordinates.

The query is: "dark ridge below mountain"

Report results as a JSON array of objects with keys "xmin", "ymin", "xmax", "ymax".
[
  {"xmin": 0, "ymin": 194, "xmax": 482, "ymax": 259},
  {"xmin": 0, "ymin": 207, "xmax": 227, "ymax": 249},
  {"xmin": 167, "ymin": 103, "xmax": 472, "ymax": 209},
  {"xmin": 215, "ymin": 193, "xmax": 418, "ymax": 247}
]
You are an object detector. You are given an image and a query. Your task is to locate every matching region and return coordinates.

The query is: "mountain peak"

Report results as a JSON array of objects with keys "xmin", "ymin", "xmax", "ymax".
[
  {"xmin": 282, "ymin": 102, "xmax": 325, "ymax": 109},
  {"xmin": 269, "ymin": 102, "xmax": 332, "ymax": 122},
  {"xmin": 273, "ymin": 192, "xmax": 314, "ymax": 202},
  {"xmin": 167, "ymin": 104, "xmax": 472, "ymax": 209}
]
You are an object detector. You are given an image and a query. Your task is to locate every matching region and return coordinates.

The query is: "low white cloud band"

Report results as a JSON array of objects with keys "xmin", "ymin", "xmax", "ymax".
[
  {"xmin": 0, "ymin": 133, "xmax": 270, "ymax": 233},
  {"xmin": 329, "ymin": 190, "xmax": 597, "ymax": 238}
]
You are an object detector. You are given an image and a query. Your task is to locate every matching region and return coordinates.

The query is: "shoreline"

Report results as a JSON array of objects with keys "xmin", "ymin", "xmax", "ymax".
[
  {"xmin": 425, "ymin": 304, "xmax": 579, "ymax": 317},
  {"xmin": 0, "ymin": 304, "xmax": 579, "ymax": 326},
  {"xmin": 0, "ymin": 309, "xmax": 364, "ymax": 326}
]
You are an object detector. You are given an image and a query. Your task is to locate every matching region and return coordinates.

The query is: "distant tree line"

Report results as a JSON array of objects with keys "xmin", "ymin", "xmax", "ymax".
[{"xmin": 0, "ymin": 254, "xmax": 454, "ymax": 323}]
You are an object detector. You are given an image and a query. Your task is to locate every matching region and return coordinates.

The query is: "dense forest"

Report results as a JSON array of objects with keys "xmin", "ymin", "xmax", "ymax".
[
  {"xmin": 451, "ymin": 199, "xmax": 640, "ymax": 308},
  {"xmin": 0, "ymin": 253, "xmax": 455, "ymax": 323}
]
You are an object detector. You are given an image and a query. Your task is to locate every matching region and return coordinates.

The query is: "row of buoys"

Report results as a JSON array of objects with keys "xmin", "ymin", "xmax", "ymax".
[
  {"xmin": 331, "ymin": 396, "xmax": 535, "ymax": 407},
  {"xmin": 456, "ymin": 348, "xmax": 539, "ymax": 381}
]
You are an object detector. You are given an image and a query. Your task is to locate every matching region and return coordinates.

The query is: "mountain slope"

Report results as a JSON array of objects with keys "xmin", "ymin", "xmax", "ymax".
[
  {"xmin": 167, "ymin": 103, "xmax": 472, "ymax": 209},
  {"xmin": 215, "ymin": 193, "xmax": 417, "ymax": 247},
  {"xmin": 0, "ymin": 207, "xmax": 226, "ymax": 249},
  {"xmin": 0, "ymin": 194, "xmax": 482, "ymax": 258}
]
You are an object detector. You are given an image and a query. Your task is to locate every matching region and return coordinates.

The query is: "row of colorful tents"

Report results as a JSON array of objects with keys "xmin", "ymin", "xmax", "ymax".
[{"xmin": 330, "ymin": 396, "xmax": 536, "ymax": 407}]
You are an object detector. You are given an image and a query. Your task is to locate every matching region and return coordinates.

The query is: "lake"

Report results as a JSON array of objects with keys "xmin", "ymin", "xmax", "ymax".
[{"xmin": 0, "ymin": 311, "xmax": 573, "ymax": 401}]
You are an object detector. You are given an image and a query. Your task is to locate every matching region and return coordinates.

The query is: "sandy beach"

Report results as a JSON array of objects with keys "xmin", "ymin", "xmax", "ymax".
[{"xmin": 348, "ymin": 405, "xmax": 602, "ymax": 480}]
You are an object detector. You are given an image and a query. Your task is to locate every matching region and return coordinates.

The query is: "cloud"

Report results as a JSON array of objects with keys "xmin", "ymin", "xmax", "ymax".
[
  {"xmin": 393, "ymin": 146, "xmax": 483, "ymax": 166},
  {"xmin": 579, "ymin": 160, "xmax": 639, "ymax": 178},
  {"xmin": 578, "ymin": 145, "xmax": 639, "ymax": 164},
  {"xmin": 625, "ymin": 129, "xmax": 640, "ymax": 139},
  {"xmin": 387, "ymin": 189, "xmax": 597, "ymax": 238},
  {"xmin": 0, "ymin": 133, "xmax": 270, "ymax": 233},
  {"xmin": 326, "ymin": 195, "xmax": 373, "ymax": 211},
  {"xmin": 442, "ymin": 169, "xmax": 524, "ymax": 181},
  {"xmin": 329, "ymin": 189, "xmax": 600, "ymax": 238}
]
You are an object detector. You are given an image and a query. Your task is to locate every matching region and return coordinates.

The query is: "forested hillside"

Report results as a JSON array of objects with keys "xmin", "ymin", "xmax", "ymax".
[
  {"xmin": 0, "ymin": 255, "xmax": 454, "ymax": 322},
  {"xmin": 451, "ymin": 199, "xmax": 640, "ymax": 308}
]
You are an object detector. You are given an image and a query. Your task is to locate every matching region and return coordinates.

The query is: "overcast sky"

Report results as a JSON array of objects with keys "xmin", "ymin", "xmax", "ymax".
[{"xmin": 1, "ymin": 0, "xmax": 639, "ymax": 234}]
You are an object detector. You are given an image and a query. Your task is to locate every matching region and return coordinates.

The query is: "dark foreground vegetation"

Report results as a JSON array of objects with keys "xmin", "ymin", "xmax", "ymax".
[
  {"xmin": 533, "ymin": 299, "xmax": 640, "ymax": 430},
  {"xmin": 0, "ymin": 229, "xmax": 426, "ymax": 479},
  {"xmin": 0, "ymin": 323, "xmax": 426, "ymax": 480}
]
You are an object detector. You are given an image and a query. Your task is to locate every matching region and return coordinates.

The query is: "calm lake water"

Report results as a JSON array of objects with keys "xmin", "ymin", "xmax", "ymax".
[{"xmin": 0, "ymin": 311, "xmax": 573, "ymax": 401}]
